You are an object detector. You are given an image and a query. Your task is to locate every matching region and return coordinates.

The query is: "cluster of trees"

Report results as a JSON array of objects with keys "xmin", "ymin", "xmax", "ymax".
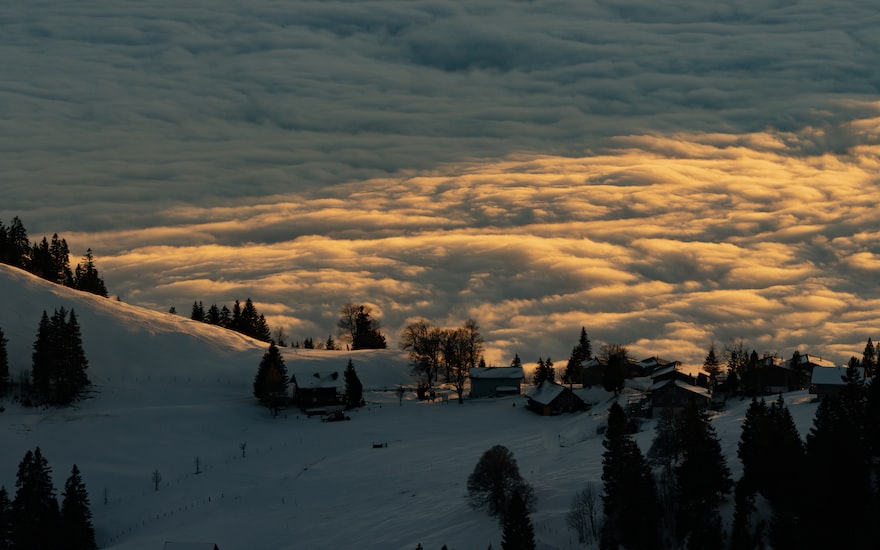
[
  {"xmin": 1, "ymin": 308, "xmax": 91, "ymax": 406},
  {"xmin": 467, "ymin": 445, "xmax": 537, "ymax": 550},
  {"xmin": 399, "ymin": 318, "xmax": 484, "ymax": 403},
  {"xmin": 562, "ymin": 362, "xmax": 880, "ymax": 549},
  {"xmin": 0, "ymin": 216, "xmax": 108, "ymax": 297},
  {"xmin": 188, "ymin": 298, "xmax": 272, "ymax": 342},
  {"xmin": 0, "ymin": 447, "xmax": 96, "ymax": 550},
  {"xmin": 337, "ymin": 303, "xmax": 387, "ymax": 350},
  {"xmin": 252, "ymin": 342, "xmax": 363, "ymax": 414},
  {"xmin": 31, "ymin": 308, "xmax": 91, "ymax": 406}
]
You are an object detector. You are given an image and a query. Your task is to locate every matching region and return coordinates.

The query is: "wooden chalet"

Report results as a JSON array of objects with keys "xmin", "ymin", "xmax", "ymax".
[
  {"xmin": 292, "ymin": 371, "xmax": 343, "ymax": 413},
  {"xmin": 468, "ymin": 366, "xmax": 524, "ymax": 398},
  {"xmin": 526, "ymin": 380, "xmax": 587, "ymax": 416}
]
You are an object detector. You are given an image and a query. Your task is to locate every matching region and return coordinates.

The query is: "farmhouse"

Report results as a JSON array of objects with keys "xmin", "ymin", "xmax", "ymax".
[
  {"xmin": 292, "ymin": 371, "xmax": 343, "ymax": 413},
  {"xmin": 810, "ymin": 365, "xmax": 863, "ymax": 400},
  {"xmin": 650, "ymin": 379, "xmax": 710, "ymax": 415},
  {"xmin": 526, "ymin": 380, "xmax": 587, "ymax": 415},
  {"xmin": 468, "ymin": 366, "xmax": 524, "ymax": 398}
]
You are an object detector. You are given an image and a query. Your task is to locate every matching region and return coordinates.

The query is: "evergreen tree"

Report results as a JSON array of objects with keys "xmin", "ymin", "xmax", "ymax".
[
  {"xmin": 862, "ymin": 337, "xmax": 876, "ymax": 378},
  {"xmin": 73, "ymin": 249, "xmax": 108, "ymax": 297},
  {"xmin": 0, "ymin": 486, "xmax": 11, "ymax": 550},
  {"xmin": 673, "ymin": 404, "xmax": 732, "ymax": 549},
  {"xmin": 12, "ymin": 447, "xmax": 59, "ymax": 550},
  {"xmin": 253, "ymin": 343, "xmax": 288, "ymax": 413},
  {"xmin": 344, "ymin": 359, "xmax": 363, "ymax": 409},
  {"xmin": 789, "ymin": 349, "xmax": 807, "ymax": 390},
  {"xmin": 60, "ymin": 465, "xmax": 96, "ymax": 550},
  {"xmin": 31, "ymin": 308, "xmax": 90, "ymax": 406},
  {"xmin": 4, "ymin": 217, "xmax": 30, "ymax": 268},
  {"xmin": 532, "ymin": 357, "xmax": 555, "ymax": 386},
  {"xmin": 600, "ymin": 403, "xmax": 660, "ymax": 550},
  {"xmin": 49, "ymin": 234, "xmax": 73, "ymax": 286},
  {"xmin": 190, "ymin": 301, "xmax": 205, "ymax": 322},
  {"xmin": 800, "ymin": 393, "xmax": 872, "ymax": 549},
  {"xmin": 703, "ymin": 342, "xmax": 722, "ymax": 380},
  {"xmin": 205, "ymin": 304, "xmax": 222, "ymax": 325},
  {"xmin": 352, "ymin": 305, "xmax": 386, "ymax": 349},
  {"xmin": 0, "ymin": 326, "xmax": 9, "ymax": 397},
  {"xmin": 563, "ymin": 327, "xmax": 591, "ymax": 386},
  {"xmin": 325, "ymin": 334, "xmax": 336, "ymax": 351},
  {"xmin": 510, "ymin": 354, "xmax": 523, "ymax": 369},
  {"xmin": 501, "ymin": 490, "xmax": 536, "ymax": 550}
]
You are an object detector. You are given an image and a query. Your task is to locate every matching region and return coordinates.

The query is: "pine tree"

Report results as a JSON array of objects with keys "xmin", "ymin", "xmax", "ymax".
[
  {"xmin": 73, "ymin": 249, "xmax": 108, "ymax": 297},
  {"xmin": 190, "ymin": 301, "xmax": 205, "ymax": 322},
  {"xmin": 862, "ymin": 338, "xmax": 876, "ymax": 378},
  {"xmin": 601, "ymin": 403, "xmax": 660, "ymax": 550},
  {"xmin": 4, "ymin": 217, "xmax": 30, "ymax": 268},
  {"xmin": 510, "ymin": 354, "xmax": 523, "ymax": 369},
  {"xmin": 501, "ymin": 490, "xmax": 536, "ymax": 550},
  {"xmin": 31, "ymin": 308, "xmax": 90, "ymax": 405},
  {"xmin": 801, "ymin": 393, "xmax": 872, "ymax": 548},
  {"xmin": 49, "ymin": 234, "xmax": 73, "ymax": 286},
  {"xmin": 60, "ymin": 465, "xmax": 96, "ymax": 550},
  {"xmin": 344, "ymin": 359, "xmax": 363, "ymax": 409},
  {"xmin": 0, "ymin": 326, "xmax": 9, "ymax": 397},
  {"xmin": 563, "ymin": 327, "xmax": 591, "ymax": 386},
  {"xmin": 674, "ymin": 404, "xmax": 732, "ymax": 549},
  {"xmin": 703, "ymin": 343, "xmax": 722, "ymax": 380},
  {"xmin": 0, "ymin": 486, "xmax": 11, "ymax": 550},
  {"xmin": 253, "ymin": 342, "xmax": 288, "ymax": 413},
  {"xmin": 12, "ymin": 448, "xmax": 59, "ymax": 550}
]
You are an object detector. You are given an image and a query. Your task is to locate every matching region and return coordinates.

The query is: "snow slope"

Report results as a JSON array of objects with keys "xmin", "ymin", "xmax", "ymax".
[{"xmin": 0, "ymin": 264, "xmax": 820, "ymax": 549}]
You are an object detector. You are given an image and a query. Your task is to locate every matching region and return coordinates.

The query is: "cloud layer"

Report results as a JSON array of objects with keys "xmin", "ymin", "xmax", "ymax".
[{"xmin": 2, "ymin": 1, "xmax": 880, "ymax": 368}]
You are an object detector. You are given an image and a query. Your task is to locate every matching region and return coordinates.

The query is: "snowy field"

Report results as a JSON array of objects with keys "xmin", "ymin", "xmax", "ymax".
[{"xmin": 0, "ymin": 265, "xmax": 820, "ymax": 549}]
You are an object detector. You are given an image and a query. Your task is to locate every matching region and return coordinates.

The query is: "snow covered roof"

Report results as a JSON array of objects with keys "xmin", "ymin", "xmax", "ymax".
[
  {"xmin": 526, "ymin": 380, "xmax": 566, "ymax": 405},
  {"xmin": 294, "ymin": 371, "xmax": 341, "ymax": 389},
  {"xmin": 469, "ymin": 366, "xmax": 524, "ymax": 380},
  {"xmin": 651, "ymin": 379, "xmax": 711, "ymax": 398},
  {"xmin": 799, "ymin": 354, "xmax": 837, "ymax": 368},
  {"xmin": 810, "ymin": 366, "xmax": 863, "ymax": 386}
]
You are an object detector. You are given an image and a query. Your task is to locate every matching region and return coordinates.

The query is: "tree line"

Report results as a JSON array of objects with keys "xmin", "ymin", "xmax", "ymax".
[
  {"xmin": 0, "ymin": 308, "xmax": 91, "ymax": 407},
  {"xmin": 0, "ymin": 447, "xmax": 96, "ymax": 550},
  {"xmin": 187, "ymin": 298, "xmax": 272, "ymax": 342},
  {"xmin": 0, "ymin": 216, "xmax": 108, "ymax": 297}
]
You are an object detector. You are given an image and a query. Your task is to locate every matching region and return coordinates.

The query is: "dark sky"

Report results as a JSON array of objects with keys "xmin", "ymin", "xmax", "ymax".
[{"xmin": 2, "ymin": 0, "xmax": 879, "ymax": 367}]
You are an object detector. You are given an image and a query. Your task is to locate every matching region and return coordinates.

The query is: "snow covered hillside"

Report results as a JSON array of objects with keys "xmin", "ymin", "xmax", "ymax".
[{"xmin": 0, "ymin": 264, "xmax": 820, "ymax": 549}]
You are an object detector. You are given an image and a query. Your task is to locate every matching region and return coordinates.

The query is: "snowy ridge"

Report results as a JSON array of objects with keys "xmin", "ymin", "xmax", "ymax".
[{"xmin": 0, "ymin": 264, "xmax": 821, "ymax": 549}]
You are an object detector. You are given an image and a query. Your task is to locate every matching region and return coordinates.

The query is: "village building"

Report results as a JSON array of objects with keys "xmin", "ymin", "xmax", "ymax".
[
  {"xmin": 810, "ymin": 365, "xmax": 864, "ymax": 400},
  {"xmin": 468, "ymin": 366, "xmax": 524, "ymax": 398},
  {"xmin": 650, "ymin": 379, "xmax": 711, "ymax": 415},
  {"xmin": 292, "ymin": 371, "xmax": 343, "ymax": 414},
  {"xmin": 526, "ymin": 380, "xmax": 587, "ymax": 415}
]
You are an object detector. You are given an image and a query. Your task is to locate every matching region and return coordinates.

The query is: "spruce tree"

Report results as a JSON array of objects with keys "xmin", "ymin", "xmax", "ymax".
[
  {"xmin": 343, "ymin": 359, "xmax": 363, "ymax": 409},
  {"xmin": 12, "ymin": 447, "xmax": 59, "ymax": 550},
  {"xmin": 0, "ymin": 326, "xmax": 9, "ymax": 397},
  {"xmin": 253, "ymin": 342, "xmax": 288, "ymax": 412},
  {"xmin": 563, "ymin": 327, "xmax": 591, "ymax": 386},
  {"xmin": 674, "ymin": 404, "xmax": 732, "ymax": 549},
  {"xmin": 190, "ymin": 301, "xmax": 205, "ymax": 322},
  {"xmin": 801, "ymin": 393, "xmax": 871, "ymax": 548},
  {"xmin": 501, "ymin": 490, "xmax": 536, "ymax": 550},
  {"xmin": 73, "ymin": 249, "xmax": 108, "ymax": 297},
  {"xmin": 60, "ymin": 465, "xmax": 97, "ymax": 550},
  {"xmin": 601, "ymin": 403, "xmax": 660, "ymax": 550}
]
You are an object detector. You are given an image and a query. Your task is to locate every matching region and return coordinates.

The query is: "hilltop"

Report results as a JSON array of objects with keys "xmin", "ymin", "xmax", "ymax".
[{"xmin": 0, "ymin": 264, "xmax": 820, "ymax": 549}]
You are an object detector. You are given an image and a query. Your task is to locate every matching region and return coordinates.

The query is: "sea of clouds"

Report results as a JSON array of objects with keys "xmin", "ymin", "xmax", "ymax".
[{"xmin": 2, "ymin": 0, "xmax": 879, "ymax": 367}]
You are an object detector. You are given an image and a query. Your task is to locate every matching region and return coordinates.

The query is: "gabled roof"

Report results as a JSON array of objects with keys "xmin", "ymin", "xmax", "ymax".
[
  {"xmin": 798, "ymin": 354, "xmax": 837, "ymax": 368},
  {"xmin": 526, "ymin": 380, "xmax": 566, "ymax": 405},
  {"xmin": 651, "ymin": 379, "xmax": 711, "ymax": 398},
  {"xmin": 469, "ymin": 366, "xmax": 524, "ymax": 380},
  {"xmin": 294, "ymin": 371, "xmax": 341, "ymax": 389},
  {"xmin": 810, "ymin": 366, "xmax": 863, "ymax": 386}
]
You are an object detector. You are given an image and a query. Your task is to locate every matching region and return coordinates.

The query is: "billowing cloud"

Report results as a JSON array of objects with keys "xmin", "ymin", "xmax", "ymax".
[{"xmin": 3, "ymin": 1, "xmax": 880, "ymax": 369}]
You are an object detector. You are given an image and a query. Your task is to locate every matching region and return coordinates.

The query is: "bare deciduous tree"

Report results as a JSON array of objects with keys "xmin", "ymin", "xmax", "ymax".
[{"xmin": 566, "ymin": 481, "xmax": 602, "ymax": 545}]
